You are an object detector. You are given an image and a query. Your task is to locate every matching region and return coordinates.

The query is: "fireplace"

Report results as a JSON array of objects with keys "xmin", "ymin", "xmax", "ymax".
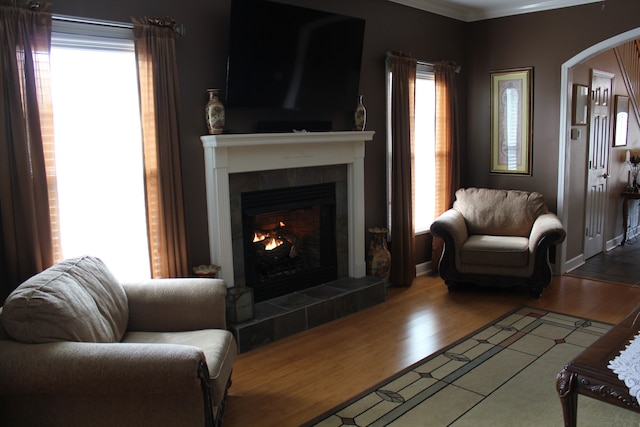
[
  {"xmin": 201, "ymin": 131, "xmax": 374, "ymax": 289},
  {"xmin": 241, "ymin": 183, "xmax": 337, "ymax": 302}
]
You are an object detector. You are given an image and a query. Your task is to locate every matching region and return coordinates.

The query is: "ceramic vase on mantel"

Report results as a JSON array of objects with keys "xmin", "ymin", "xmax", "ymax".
[
  {"xmin": 353, "ymin": 94, "xmax": 366, "ymax": 131},
  {"xmin": 367, "ymin": 227, "xmax": 391, "ymax": 283},
  {"xmin": 205, "ymin": 88, "xmax": 225, "ymax": 135}
]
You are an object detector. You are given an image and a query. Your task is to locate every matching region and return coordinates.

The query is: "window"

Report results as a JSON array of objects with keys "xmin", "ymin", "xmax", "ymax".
[
  {"xmin": 413, "ymin": 66, "xmax": 436, "ymax": 233},
  {"xmin": 50, "ymin": 19, "xmax": 150, "ymax": 280},
  {"xmin": 386, "ymin": 63, "xmax": 436, "ymax": 234}
]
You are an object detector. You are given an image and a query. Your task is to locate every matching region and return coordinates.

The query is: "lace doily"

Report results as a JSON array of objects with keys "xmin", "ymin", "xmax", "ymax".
[{"xmin": 608, "ymin": 332, "xmax": 640, "ymax": 401}]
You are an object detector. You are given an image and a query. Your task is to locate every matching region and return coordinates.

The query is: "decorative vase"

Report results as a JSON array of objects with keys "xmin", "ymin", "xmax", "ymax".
[
  {"xmin": 354, "ymin": 95, "xmax": 366, "ymax": 131},
  {"xmin": 205, "ymin": 88, "xmax": 225, "ymax": 135},
  {"xmin": 367, "ymin": 227, "xmax": 391, "ymax": 283}
]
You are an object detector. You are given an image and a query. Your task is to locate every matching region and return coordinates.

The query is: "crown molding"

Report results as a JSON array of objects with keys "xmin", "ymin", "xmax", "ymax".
[{"xmin": 387, "ymin": 0, "xmax": 604, "ymax": 22}]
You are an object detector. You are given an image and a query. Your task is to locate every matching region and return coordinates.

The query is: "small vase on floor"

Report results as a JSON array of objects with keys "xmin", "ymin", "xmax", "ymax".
[
  {"xmin": 205, "ymin": 88, "xmax": 225, "ymax": 135},
  {"xmin": 367, "ymin": 227, "xmax": 391, "ymax": 283},
  {"xmin": 353, "ymin": 95, "xmax": 366, "ymax": 131}
]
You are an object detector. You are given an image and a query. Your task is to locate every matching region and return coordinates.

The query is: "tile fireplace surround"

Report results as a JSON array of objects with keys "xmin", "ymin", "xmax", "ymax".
[{"xmin": 201, "ymin": 131, "xmax": 375, "ymax": 287}]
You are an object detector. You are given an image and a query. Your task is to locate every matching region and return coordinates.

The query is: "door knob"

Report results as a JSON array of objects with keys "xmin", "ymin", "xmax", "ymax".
[{"xmin": 602, "ymin": 173, "xmax": 609, "ymax": 179}]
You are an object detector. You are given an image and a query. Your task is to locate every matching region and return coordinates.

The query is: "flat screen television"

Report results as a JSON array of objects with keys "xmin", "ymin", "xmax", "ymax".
[{"xmin": 225, "ymin": 0, "xmax": 366, "ymax": 114}]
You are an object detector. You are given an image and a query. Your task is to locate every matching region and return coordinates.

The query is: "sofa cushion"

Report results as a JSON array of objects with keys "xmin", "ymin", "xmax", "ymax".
[
  {"xmin": 453, "ymin": 187, "xmax": 549, "ymax": 237},
  {"xmin": 460, "ymin": 235, "xmax": 530, "ymax": 268},
  {"xmin": 1, "ymin": 256, "xmax": 128, "ymax": 343}
]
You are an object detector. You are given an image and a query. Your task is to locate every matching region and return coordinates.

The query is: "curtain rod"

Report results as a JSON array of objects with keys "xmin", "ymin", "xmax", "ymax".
[
  {"xmin": 387, "ymin": 52, "xmax": 461, "ymax": 73},
  {"xmin": 418, "ymin": 60, "xmax": 462, "ymax": 74},
  {"xmin": 52, "ymin": 14, "xmax": 186, "ymax": 38}
]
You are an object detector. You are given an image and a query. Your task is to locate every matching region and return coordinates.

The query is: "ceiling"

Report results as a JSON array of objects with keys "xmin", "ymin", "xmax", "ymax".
[{"xmin": 388, "ymin": 0, "xmax": 604, "ymax": 22}]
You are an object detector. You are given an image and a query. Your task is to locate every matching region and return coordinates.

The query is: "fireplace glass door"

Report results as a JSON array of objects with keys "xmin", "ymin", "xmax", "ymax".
[{"xmin": 241, "ymin": 183, "xmax": 337, "ymax": 302}]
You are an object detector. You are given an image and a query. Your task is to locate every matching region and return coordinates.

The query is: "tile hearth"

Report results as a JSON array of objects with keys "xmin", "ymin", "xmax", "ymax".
[{"xmin": 229, "ymin": 276, "xmax": 386, "ymax": 353}]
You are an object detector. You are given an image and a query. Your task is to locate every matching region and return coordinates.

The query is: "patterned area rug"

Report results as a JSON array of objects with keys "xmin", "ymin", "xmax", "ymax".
[{"xmin": 304, "ymin": 306, "xmax": 640, "ymax": 426}]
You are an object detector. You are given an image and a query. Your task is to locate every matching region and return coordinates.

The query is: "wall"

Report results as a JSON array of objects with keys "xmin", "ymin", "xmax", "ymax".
[
  {"xmin": 50, "ymin": 0, "xmax": 467, "ymax": 268},
  {"xmin": 467, "ymin": 0, "xmax": 639, "ymax": 209},
  {"xmin": 49, "ymin": 0, "xmax": 640, "ymax": 272},
  {"xmin": 467, "ymin": 0, "xmax": 640, "ymax": 270}
]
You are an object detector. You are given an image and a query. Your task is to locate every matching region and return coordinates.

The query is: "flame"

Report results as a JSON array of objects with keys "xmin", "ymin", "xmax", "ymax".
[
  {"xmin": 253, "ymin": 231, "xmax": 284, "ymax": 251},
  {"xmin": 264, "ymin": 237, "xmax": 282, "ymax": 250}
]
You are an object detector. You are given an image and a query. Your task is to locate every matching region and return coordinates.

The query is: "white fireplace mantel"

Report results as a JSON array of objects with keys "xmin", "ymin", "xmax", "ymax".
[{"xmin": 201, "ymin": 131, "xmax": 374, "ymax": 287}]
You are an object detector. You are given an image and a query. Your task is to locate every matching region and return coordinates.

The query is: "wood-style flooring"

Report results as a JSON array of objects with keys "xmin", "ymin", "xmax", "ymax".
[
  {"xmin": 567, "ymin": 242, "xmax": 640, "ymax": 286},
  {"xmin": 224, "ymin": 269, "xmax": 640, "ymax": 427}
]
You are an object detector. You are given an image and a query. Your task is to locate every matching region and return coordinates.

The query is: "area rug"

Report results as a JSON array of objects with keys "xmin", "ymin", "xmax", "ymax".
[{"xmin": 304, "ymin": 306, "xmax": 640, "ymax": 426}]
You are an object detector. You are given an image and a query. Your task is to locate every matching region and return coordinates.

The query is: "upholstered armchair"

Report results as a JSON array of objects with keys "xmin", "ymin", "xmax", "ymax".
[
  {"xmin": 0, "ymin": 256, "xmax": 236, "ymax": 427},
  {"xmin": 430, "ymin": 187, "xmax": 566, "ymax": 297}
]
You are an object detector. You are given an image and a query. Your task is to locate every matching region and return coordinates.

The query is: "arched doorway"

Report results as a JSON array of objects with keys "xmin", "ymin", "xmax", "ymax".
[{"xmin": 557, "ymin": 27, "xmax": 640, "ymax": 274}]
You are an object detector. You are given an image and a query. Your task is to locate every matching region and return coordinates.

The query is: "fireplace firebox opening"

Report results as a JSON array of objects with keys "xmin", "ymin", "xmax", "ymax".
[{"xmin": 241, "ymin": 183, "xmax": 337, "ymax": 302}]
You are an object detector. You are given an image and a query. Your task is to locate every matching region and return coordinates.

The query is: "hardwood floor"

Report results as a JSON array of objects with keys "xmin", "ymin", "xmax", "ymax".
[{"xmin": 223, "ymin": 274, "xmax": 640, "ymax": 427}]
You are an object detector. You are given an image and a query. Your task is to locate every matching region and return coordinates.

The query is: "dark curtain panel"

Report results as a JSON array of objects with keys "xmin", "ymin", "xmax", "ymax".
[
  {"xmin": 0, "ymin": 0, "xmax": 54, "ymax": 302},
  {"xmin": 386, "ymin": 51, "xmax": 417, "ymax": 287},
  {"xmin": 432, "ymin": 61, "xmax": 461, "ymax": 272},
  {"xmin": 132, "ymin": 17, "xmax": 190, "ymax": 278}
]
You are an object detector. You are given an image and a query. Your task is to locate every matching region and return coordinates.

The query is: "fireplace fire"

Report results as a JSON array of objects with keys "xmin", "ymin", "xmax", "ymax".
[
  {"xmin": 252, "ymin": 220, "xmax": 304, "ymax": 279},
  {"xmin": 242, "ymin": 183, "xmax": 337, "ymax": 302}
]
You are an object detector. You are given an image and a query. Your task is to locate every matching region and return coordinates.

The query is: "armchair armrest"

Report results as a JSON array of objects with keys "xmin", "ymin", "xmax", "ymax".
[
  {"xmin": 529, "ymin": 213, "xmax": 566, "ymax": 253},
  {"xmin": 122, "ymin": 278, "xmax": 228, "ymax": 332},
  {"xmin": 0, "ymin": 340, "xmax": 206, "ymax": 395},
  {"xmin": 430, "ymin": 209, "xmax": 468, "ymax": 247}
]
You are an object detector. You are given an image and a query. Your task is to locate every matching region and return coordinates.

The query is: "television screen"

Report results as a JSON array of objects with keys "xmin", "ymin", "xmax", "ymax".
[{"xmin": 226, "ymin": 0, "xmax": 366, "ymax": 113}]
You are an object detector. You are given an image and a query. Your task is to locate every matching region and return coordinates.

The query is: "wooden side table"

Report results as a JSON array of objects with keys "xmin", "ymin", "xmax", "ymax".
[{"xmin": 556, "ymin": 306, "xmax": 640, "ymax": 426}]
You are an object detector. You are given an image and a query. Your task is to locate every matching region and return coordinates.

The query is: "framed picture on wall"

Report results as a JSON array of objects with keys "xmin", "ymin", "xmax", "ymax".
[
  {"xmin": 572, "ymin": 84, "xmax": 589, "ymax": 126},
  {"xmin": 490, "ymin": 67, "xmax": 533, "ymax": 175},
  {"xmin": 614, "ymin": 95, "xmax": 629, "ymax": 147}
]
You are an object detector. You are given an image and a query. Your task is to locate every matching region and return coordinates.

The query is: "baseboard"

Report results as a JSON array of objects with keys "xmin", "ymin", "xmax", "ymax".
[
  {"xmin": 416, "ymin": 261, "xmax": 432, "ymax": 277},
  {"xmin": 564, "ymin": 253, "xmax": 585, "ymax": 273},
  {"xmin": 607, "ymin": 235, "xmax": 623, "ymax": 250}
]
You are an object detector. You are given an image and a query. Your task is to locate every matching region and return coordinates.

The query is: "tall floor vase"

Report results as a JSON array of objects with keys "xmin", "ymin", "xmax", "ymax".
[{"xmin": 367, "ymin": 227, "xmax": 391, "ymax": 283}]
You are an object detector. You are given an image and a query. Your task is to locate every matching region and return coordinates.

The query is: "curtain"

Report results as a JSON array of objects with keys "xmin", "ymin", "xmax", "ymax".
[
  {"xmin": 432, "ymin": 61, "xmax": 461, "ymax": 272},
  {"xmin": 132, "ymin": 17, "xmax": 189, "ymax": 278},
  {"xmin": 0, "ymin": 0, "xmax": 56, "ymax": 301},
  {"xmin": 386, "ymin": 51, "xmax": 417, "ymax": 287}
]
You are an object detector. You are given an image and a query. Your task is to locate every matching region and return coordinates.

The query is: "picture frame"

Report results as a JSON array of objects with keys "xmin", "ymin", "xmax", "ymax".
[
  {"xmin": 614, "ymin": 95, "xmax": 629, "ymax": 147},
  {"xmin": 490, "ymin": 67, "xmax": 533, "ymax": 175},
  {"xmin": 572, "ymin": 84, "xmax": 589, "ymax": 126}
]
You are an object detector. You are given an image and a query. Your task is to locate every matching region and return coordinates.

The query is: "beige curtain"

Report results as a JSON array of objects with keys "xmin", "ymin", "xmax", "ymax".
[
  {"xmin": 133, "ymin": 17, "xmax": 189, "ymax": 278},
  {"xmin": 386, "ymin": 51, "xmax": 417, "ymax": 287},
  {"xmin": 432, "ymin": 61, "xmax": 461, "ymax": 272},
  {"xmin": 0, "ymin": 0, "xmax": 57, "ymax": 301}
]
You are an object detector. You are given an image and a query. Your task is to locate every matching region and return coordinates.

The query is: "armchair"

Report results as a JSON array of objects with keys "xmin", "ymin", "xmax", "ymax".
[
  {"xmin": 0, "ymin": 256, "xmax": 236, "ymax": 427},
  {"xmin": 430, "ymin": 187, "xmax": 566, "ymax": 297}
]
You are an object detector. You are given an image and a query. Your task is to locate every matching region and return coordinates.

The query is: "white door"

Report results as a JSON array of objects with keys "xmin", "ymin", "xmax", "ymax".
[{"xmin": 584, "ymin": 69, "xmax": 614, "ymax": 260}]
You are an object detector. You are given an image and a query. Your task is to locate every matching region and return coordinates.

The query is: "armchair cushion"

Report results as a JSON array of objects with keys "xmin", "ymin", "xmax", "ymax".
[
  {"xmin": 1, "ymin": 256, "xmax": 128, "ymax": 344},
  {"xmin": 123, "ymin": 329, "xmax": 236, "ymax": 407},
  {"xmin": 461, "ymin": 235, "xmax": 529, "ymax": 267}
]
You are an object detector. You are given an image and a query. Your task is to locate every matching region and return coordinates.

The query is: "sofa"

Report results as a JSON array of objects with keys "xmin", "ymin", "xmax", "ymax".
[
  {"xmin": 0, "ymin": 256, "xmax": 237, "ymax": 427},
  {"xmin": 430, "ymin": 187, "xmax": 566, "ymax": 297}
]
